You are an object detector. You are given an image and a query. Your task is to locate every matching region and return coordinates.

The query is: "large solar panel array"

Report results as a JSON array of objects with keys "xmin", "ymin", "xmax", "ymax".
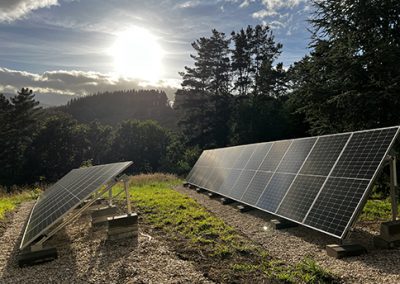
[
  {"xmin": 186, "ymin": 126, "xmax": 399, "ymax": 239},
  {"xmin": 20, "ymin": 161, "xmax": 132, "ymax": 250}
]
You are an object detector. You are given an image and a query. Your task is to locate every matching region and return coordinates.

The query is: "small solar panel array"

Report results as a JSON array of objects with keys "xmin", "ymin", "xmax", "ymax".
[
  {"xmin": 186, "ymin": 126, "xmax": 399, "ymax": 239},
  {"xmin": 20, "ymin": 161, "xmax": 132, "ymax": 250}
]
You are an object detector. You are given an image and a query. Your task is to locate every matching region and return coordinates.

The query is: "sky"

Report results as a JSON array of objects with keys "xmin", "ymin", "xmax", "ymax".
[{"xmin": 0, "ymin": 0, "xmax": 313, "ymax": 103}]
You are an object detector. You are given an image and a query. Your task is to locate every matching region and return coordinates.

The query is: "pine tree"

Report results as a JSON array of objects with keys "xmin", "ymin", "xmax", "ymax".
[
  {"xmin": 0, "ymin": 88, "xmax": 41, "ymax": 186},
  {"xmin": 290, "ymin": 0, "xmax": 400, "ymax": 134},
  {"xmin": 176, "ymin": 29, "xmax": 232, "ymax": 148}
]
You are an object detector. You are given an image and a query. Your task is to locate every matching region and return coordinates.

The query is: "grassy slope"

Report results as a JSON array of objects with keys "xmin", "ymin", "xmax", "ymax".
[
  {"xmin": 121, "ymin": 174, "xmax": 336, "ymax": 283},
  {"xmin": 0, "ymin": 189, "xmax": 39, "ymax": 220}
]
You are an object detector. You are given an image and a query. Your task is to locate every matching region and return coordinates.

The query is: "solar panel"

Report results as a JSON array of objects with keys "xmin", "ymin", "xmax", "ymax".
[
  {"xmin": 185, "ymin": 126, "xmax": 400, "ymax": 239},
  {"xmin": 20, "ymin": 161, "xmax": 132, "ymax": 250}
]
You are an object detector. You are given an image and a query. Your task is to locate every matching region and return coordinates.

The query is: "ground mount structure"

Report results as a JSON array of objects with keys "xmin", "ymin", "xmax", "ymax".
[{"xmin": 185, "ymin": 126, "xmax": 400, "ymax": 240}]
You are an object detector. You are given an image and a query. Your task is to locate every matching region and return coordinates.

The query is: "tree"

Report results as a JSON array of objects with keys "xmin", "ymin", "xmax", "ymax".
[
  {"xmin": 23, "ymin": 113, "xmax": 90, "ymax": 183},
  {"xmin": 289, "ymin": 0, "xmax": 400, "ymax": 134},
  {"xmin": 230, "ymin": 25, "xmax": 287, "ymax": 143},
  {"xmin": 111, "ymin": 120, "xmax": 169, "ymax": 173},
  {"xmin": 0, "ymin": 88, "xmax": 41, "ymax": 186},
  {"xmin": 176, "ymin": 29, "xmax": 232, "ymax": 148}
]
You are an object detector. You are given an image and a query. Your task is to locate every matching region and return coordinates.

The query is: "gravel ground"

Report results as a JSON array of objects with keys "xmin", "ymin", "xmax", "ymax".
[
  {"xmin": 175, "ymin": 186, "xmax": 400, "ymax": 284},
  {"xmin": 0, "ymin": 201, "xmax": 213, "ymax": 284}
]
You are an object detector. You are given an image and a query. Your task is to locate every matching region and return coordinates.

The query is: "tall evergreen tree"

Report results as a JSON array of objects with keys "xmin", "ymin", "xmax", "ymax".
[
  {"xmin": 290, "ymin": 0, "xmax": 400, "ymax": 134},
  {"xmin": 230, "ymin": 25, "xmax": 286, "ymax": 144},
  {"xmin": 0, "ymin": 88, "xmax": 41, "ymax": 186},
  {"xmin": 176, "ymin": 29, "xmax": 232, "ymax": 148}
]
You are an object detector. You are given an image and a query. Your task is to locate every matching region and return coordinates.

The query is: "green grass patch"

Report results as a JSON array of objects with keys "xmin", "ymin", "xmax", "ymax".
[
  {"xmin": 360, "ymin": 199, "xmax": 400, "ymax": 221},
  {"xmin": 117, "ymin": 174, "xmax": 337, "ymax": 283},
  {"xmin": 0, "ymin": 189, "xmax": 40, "ymax": 220}
]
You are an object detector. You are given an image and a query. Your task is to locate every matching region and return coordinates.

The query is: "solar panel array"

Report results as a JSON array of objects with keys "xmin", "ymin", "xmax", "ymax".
[
  {"xmin": 186, "ymin": 126, "xmax": 399, "ymax": 239},
  {"xmin": 20, "ymin": 161, "xmax": 132, "ymax": 250}
]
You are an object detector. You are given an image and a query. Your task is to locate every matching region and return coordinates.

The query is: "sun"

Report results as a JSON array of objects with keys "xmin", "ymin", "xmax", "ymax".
[{"xmin": 110, "ymin": 27, "xmax": 163, "ymax": 82}]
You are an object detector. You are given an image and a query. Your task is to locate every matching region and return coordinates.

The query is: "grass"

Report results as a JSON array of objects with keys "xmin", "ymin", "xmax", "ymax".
[
  {"xmin": 117, "ymin": 173, "xmax": 337, "ymax": 283},
  {"xmin": 0, "ymin": 188, "xmax": 40, "ymax": 220},
  {"xmin": 360, "ymin": 198, "xmax": 400, "ymax": 221}
]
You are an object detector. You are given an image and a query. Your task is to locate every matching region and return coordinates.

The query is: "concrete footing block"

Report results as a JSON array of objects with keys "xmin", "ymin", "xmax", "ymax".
[
  {"xmin": 18, "ymin": 247, "xmax": 58, "ymax": 267},
  {"xmin": 107, "ymin": 213, "xmax": 138, "ymax": 228},
  {"xmin": 326, "ymin": 244, "xmax": 367, "ymax": 259},
  {"xmin": 379, "ymin": 220, "xmax": 400, "ymax": 241},
  {"xmin": 195, "ymin": 187, "xmax": 204, "ymax": 193},
  {"xmin": 207, "ymin": 192, "xmax": 217, "ymax": 198},
  {"xmin": 373, "ymin": 236, "xmax": 400, "ymax": 249},
  {"xmin": 91, "ymin": 206, "xmax": 118, "ymax": 219},
  {"xmin": 220, "ymin": 197, "xmax": 235, "ymax": 205},
  {"xmin": 107, "ymin": 213, "xmax": 139, "ymax": 242},
  {"xmin": 270, "ymin": 219, "xmax": 298, "ymax": 230},
  {"xmin": 237, "ymin": 204, "xmax": 254, "ymax": 213},
  {"xmin": 92, "ymin": 216, "xmax": 110, "ymax": 228}
]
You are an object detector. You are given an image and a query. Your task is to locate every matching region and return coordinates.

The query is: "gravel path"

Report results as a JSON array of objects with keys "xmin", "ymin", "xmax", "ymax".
[
  {"xmin": 0, "ymin": 202, "xmax": 213, "ymax": 284},
  {"xmin": 175, "ymin": 186, "xmax": 400, "ymax": 283}
]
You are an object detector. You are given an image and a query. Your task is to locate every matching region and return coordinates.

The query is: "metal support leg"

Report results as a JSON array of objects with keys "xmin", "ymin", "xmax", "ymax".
[
  {"xmin": 390, "ymin": 156, "xmax": 398, "ymax": 221},
  {"xmin": 108, "ymin": 187, "xmax": 113, "ymax": 206},
  {"xmin": 124, "ymin": 180, "xmax": 132, "ymax": 215}
]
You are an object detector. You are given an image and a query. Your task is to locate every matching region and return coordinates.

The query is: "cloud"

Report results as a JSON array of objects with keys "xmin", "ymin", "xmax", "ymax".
[
  {"xmin": 253, "ymin": 10, "xmax": 278, "ymax": 19},
  {"xmin": 0, "ymin": 67, "xmax": 178, "ymax": 101},
  {"xmin": 177, "ymin": 1, "xmax": 201, "ymax": 9},
  {"xmin": 0, "ymin": 0, "xmax": 59, "ymax": 22},
  {"xmin": 252, "ymin": 0, "xmax": 308, "ymax": 20}
]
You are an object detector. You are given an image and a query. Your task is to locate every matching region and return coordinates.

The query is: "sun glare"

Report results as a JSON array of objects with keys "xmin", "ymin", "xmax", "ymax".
[{"xmin": 110, "ymin": 27, "xmax": 163, "ymax": 82}]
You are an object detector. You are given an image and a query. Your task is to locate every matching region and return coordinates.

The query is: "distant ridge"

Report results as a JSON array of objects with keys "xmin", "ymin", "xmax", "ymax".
[
  {"xmin": 57, "ymin": 89, "xmax": 177, "ymax": 129},
  {"xmin": 3, "ymin": 92, "xmax": 74, "ymax": 108}
]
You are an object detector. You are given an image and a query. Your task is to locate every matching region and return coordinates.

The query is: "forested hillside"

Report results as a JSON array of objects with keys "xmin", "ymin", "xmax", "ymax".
[{"xmin": 58, "ymin": 89, "xmax": 177, "ymax": 129}]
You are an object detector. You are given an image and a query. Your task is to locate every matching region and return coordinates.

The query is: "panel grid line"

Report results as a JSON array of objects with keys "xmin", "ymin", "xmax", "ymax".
[
  {"xmin": 274, "ymin": 137, "xmax": 319, "ymax": 213},
  {"xmin": 254, "ymin": 140, "xmax": 294, "ymax": 206},
  {"xmin": 302, "ymin": 133, "xmax": 353, "ymax": 223}
]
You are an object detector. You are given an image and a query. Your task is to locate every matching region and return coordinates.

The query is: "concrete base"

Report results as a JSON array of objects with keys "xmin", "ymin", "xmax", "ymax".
[
  {"xmin": 237, "ymin": 204, "xmax": 254, "ymax": 213},
  {"xmin": 18, "ymin": 247, "xmax": 58, "ymax": 267},
  {"xmin": 107, "ymin": 213, "xmax": 138, "ymax": 242},
  {"xmin": 379, "ymin": 220, "xmax": 400, "ymax": 241},
  {"xmin": 270, "ymin": 219, "xmax": 298, "ymax": 230},
  {"xmin": 92, "ymin": 216, "xmax": 110, "ymax": 228},
  {"xmin": 88, "ymin": 204, "xmax": 111, "ymax": 212},
  {"xmin": 373, "ymin": 236, "xmax": 400, "ymax": 249},
  {"xmin": 207, "ymin": 192, "xmax": 218, "ymax": 198},
  {"xmin": 195, "ymin": 187, "xmax": 204, "ymax": 193},
  {"xmin": 91, "ymin": 205, "xmax": 118, "ymax": 219},
  {"xmin": 220, "ymin": 197, "xmax": 235, "ymax": 205},
  {"xmin": 326, "ymin": 244, "xmax": 367, "ymax": 259}
]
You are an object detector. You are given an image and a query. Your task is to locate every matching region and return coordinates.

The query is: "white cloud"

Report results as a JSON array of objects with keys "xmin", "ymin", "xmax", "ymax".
[
  {"xmin": 253, "ymin": 0, "xmax": 308, "ymax": 19},
  {"xmin": 0, "ymin": 0, "xmax": 59, "ymax": 22},
  {"xmin": 177, "ymin": 1, "xmax": 201, "ymax": 9},
  {"xmin": 0, "ymin": 68, "xmax": 178, "ymax": 101},
  {"xmin": 252, "ymin": 10, "xmax": 278, "ymax": 19}
]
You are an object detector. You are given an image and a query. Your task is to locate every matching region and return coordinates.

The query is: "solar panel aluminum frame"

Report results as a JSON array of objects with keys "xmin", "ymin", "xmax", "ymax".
[
  {"xmin": 19, "ymin": 162, "xmax": 132, "ymax": 251},
  {"xmin": 185, "ymin": 126, "xmax": 400, "ymax": 240}
]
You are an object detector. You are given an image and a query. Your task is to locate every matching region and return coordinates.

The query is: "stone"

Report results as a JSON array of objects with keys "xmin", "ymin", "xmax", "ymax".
[
  {"xmin": 326, "ymin": 244, "xmax": 367, "ymax": 259},
  {"xmin": 270, "ymin": 219, "xmax": 298, "ymax": 230}
]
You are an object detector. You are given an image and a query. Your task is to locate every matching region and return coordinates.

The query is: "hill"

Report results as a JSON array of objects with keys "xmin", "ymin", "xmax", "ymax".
[
  {"xmin": 4, "ymin": 92, "xmax": 73, "ymax": 108},
  {"xmin": 57, "ymin": 89, "xmax": 177, "ymax": 129}
]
